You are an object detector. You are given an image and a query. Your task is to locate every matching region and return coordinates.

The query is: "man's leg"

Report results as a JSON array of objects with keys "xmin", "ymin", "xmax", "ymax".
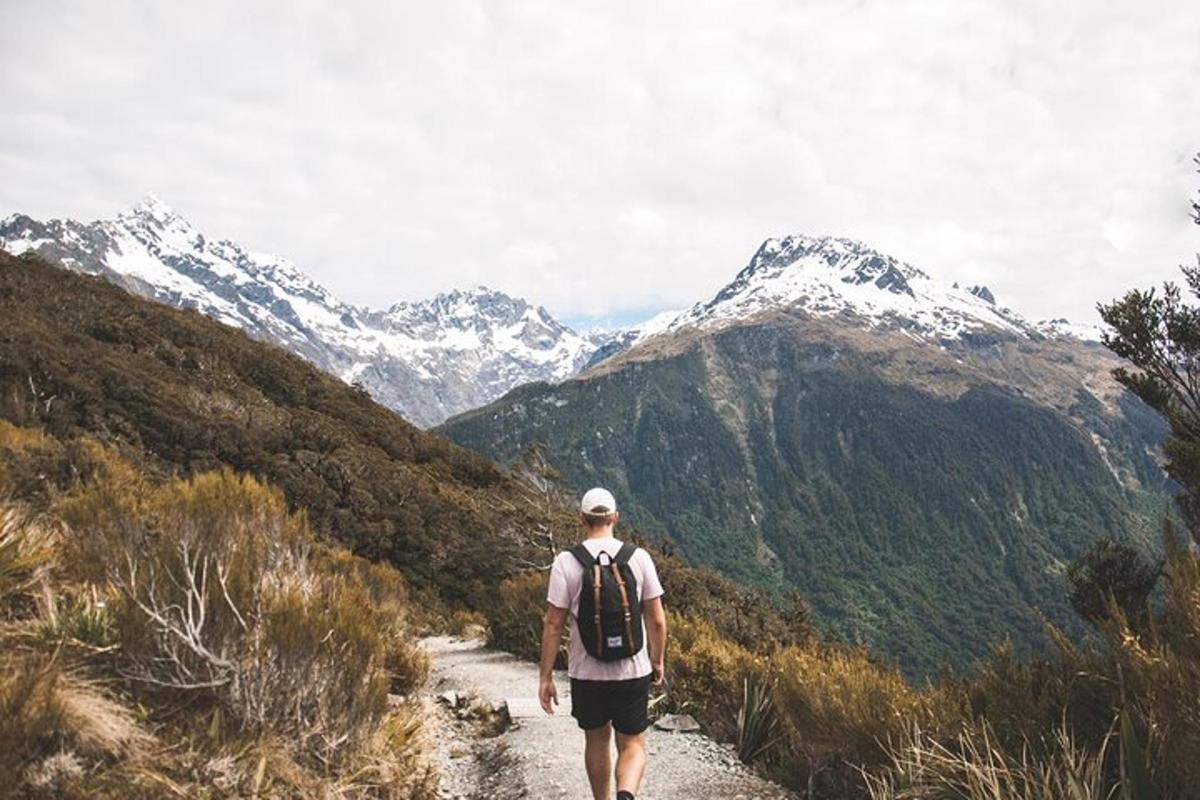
[
  {"xmin": 615, "ymin": 730, "xmax": 647, "ymax": 796},
  {"xmin": 583, "ymin": 723, "xmax": 613, "ymax": 800}
]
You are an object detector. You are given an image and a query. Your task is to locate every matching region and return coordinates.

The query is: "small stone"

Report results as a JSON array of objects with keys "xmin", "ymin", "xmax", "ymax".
[
  {"xmin": 438, "ymin": 690, "xmax": 460, "ymax": 707},
  {"xmin": 654, "ymin": 713, "xmax": 701, "ymax": 732}
]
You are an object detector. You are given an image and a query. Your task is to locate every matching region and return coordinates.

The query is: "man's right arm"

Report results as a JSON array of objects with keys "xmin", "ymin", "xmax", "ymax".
[
  {"xmin": 540, "ymin": 556, "xmax": 571, "ymax": 714},
  {"xmin": 644, "ymin": 595, "xmax": 667, "ymax": 688},
  {"xmin": 538, "ymin": 602, "xmax": 568, "ymax": 713}
]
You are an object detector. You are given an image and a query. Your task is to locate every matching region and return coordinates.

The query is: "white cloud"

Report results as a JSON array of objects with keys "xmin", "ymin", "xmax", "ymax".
[{"xmin": 0, "ymin": 0, "xmax": 1196, "ymax": 325}]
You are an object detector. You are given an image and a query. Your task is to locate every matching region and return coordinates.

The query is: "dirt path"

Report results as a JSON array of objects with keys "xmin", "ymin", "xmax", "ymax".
[{"xmin": 423, "ymin": 636, "xmax": 796, "ymax": 800}]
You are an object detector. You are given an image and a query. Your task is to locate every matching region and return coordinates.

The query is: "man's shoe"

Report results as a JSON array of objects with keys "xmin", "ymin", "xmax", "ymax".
[{"xmin": 617, "ymin": 792, "xmax": 635, "ymax": 800}]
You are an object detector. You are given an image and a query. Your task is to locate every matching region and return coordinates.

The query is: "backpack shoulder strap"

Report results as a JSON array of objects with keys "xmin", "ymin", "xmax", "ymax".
[
  {"xmin": 569, "ymin": 544, "xmax": 596, "ymax": 569},
  {"xmin": 614, "ymin": 541, "xmax": 637, "ymax": 566}
]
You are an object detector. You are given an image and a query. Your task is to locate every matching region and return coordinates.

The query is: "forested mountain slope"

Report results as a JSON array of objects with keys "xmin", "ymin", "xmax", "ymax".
[{"xmin": 441, "ymin": 241, "xmax": 1169, "ymax": 674}]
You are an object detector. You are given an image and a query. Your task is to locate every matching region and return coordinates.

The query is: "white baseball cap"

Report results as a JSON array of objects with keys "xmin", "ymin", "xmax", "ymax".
[{"xmin": 580, "ymin": 487, "xmax": 617, "ymax": 514}]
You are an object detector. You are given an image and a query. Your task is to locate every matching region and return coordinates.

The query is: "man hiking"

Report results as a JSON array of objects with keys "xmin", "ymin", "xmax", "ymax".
[{"xmin": 539, "ymin": 487, "xmax": 668, "ymax": 800}]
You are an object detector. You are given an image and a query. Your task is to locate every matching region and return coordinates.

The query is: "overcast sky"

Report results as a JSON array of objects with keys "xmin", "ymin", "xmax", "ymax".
[{"xmin": 1, "ymin": 1, "xmax": 1197, "ymax": 329}]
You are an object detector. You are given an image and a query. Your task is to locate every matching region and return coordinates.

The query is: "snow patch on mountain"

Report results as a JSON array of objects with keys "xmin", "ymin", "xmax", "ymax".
[{"xmin": 1033, "ymin": 318, "xmax": 1106, "ymax": 343}]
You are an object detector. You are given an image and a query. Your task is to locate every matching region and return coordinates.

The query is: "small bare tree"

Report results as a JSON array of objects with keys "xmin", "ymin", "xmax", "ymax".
[{"xmin": 504, "ymin": 442, "xmax": 575, "ymax": 571}]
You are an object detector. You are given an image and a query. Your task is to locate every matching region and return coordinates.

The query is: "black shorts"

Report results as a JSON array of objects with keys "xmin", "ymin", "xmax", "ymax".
[{"xmin": 569, "ymin": 674, "xmax": 651, "ymax": 735}]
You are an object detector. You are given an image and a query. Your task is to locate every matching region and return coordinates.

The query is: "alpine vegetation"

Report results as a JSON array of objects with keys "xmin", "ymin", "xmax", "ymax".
[{"xmin": 0, "ymin": 423, "xmax": 436, "ymax": 797}]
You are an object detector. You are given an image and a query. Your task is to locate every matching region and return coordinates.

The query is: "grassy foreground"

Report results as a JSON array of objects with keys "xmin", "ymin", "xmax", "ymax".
[{"xmin": 0, "ymin": 422, "xmax": 436, "ymax": 798}]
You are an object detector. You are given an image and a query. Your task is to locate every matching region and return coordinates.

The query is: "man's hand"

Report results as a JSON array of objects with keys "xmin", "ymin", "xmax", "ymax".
[
  {"xmin": 538, "ymin": 676, "xmax": 559, "ymax": 714},
  {"xmin": 651, "ymin": 661, "xmax": 665, "ymax": 690}
]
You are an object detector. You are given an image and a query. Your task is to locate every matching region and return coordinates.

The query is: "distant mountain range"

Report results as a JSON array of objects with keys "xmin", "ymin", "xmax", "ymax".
[
  {"xmin": 438, "ymin": 234, "xmax": 1166, "ymax": 675},
  {"xmin": 2, "ymin": 197, "xmax": 1108, "ymax": 430},
  {"xmin": 0, "ymin": 196, "xmax": 607, "ymax": 427}
]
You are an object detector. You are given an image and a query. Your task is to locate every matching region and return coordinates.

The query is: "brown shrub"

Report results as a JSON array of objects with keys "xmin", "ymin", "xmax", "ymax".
[
  {"xmin": 54, "ymin": 468, "xmax": 421, "ymax": 765},
  {"xmin": 664, "ymin": 613, "xmax": 761, "ymax": 740},
  {"xmin": 768, "ymin": 644, "xmax": 942, "ymax": 791}
]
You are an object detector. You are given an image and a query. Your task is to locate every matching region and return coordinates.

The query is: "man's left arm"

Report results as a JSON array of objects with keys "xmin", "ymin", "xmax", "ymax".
[
  {"xmin": 639, "ymin": 551, "xmax": 667, "ymax": 688},
  {"xmin": 643, "ymin": 595, "xmax": 667, "ymax": 688}
]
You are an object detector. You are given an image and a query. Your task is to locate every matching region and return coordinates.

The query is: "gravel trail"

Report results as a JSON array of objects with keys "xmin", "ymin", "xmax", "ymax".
[{"xmin": 424, "ymin": 636, "xmax": 795, "ymax": 800}]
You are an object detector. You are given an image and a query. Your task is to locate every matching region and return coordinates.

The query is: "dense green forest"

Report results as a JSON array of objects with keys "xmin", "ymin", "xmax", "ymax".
[{"xmin": 442, "ymin": 320, "xmax": 1169, "ymax": 674}]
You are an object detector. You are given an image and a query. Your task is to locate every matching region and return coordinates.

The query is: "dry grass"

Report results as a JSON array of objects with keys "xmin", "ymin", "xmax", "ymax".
[
  {"xmin": 55, "ymin": 675, "xmax": 153, "ymax": 757},
  {"xmin": 864, "ymin": 723, "xmax": 1119, "ymax": 800},
  {"xmin": 0, "ymin": 653, "xmax": 152, "ymax": 785},
  {"xmin": 0, "ymin": 503, "xmax": 56, "ymax": 615},
  {"xmin": 0, "ymin": 430, "xmax": 442, "ymax": 797}
]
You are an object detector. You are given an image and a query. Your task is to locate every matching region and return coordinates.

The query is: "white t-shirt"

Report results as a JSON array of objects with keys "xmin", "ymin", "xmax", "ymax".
[{"xmin": 546, "ymin": 537, "xmax": 664, "ymax": 681}]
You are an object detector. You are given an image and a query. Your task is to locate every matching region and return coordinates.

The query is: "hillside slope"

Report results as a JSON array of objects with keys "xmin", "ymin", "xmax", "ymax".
[{"xmin": 0, "ymin": 249, "xmax": 572, "ymax": 604}]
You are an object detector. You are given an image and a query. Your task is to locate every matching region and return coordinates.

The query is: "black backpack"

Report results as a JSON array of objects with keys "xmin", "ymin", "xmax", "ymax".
[{"xmin": 570, "ymin": 542, "xmax": 644, "ymax": 662}]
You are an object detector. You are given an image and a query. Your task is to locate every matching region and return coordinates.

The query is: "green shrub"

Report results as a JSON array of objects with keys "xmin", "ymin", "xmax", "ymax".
[
  {"xmin": 1068, "ymin": 537, "xmax": 1160, "ymax": 626},
  {"xmin": 486, "ymin": 570, "xmax": 564, "ymax": 666},
  {"xmin": 1105, "ymin": 527, "xmax": 1200, "ymax": 796},
  {"xmin": 737, "ymin": 674, "xmax": 782, "ymax": 765},
  {"xmin": 40, "ymin": 589, "xmax": 117, "ymax": 648}
]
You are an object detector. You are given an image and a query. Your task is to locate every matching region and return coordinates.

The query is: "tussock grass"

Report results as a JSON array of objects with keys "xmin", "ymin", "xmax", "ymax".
[
  {"xmin": 0, "ymin": 503, "xmax": 56, "ymax": 615},
  {"xmin": 0, "ymin": 653, "xmax": 151, "ymax": 777},
  {"xmin": 863, "ymin": 723, "xmax": 1120, "ymax": 800}
]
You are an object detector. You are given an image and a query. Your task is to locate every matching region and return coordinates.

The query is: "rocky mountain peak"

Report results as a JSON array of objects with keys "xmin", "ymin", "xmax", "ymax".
[
  {"xmin": 969, "ymin": 285, "xmax": 996, "ymax": 305},
  {"xmin": 668, "ymin": 235, "xmax": 1038, "ymax": 343},
  {"xmin": 127, "ymin": 192, "xmax": 183, "ymax": 226}
]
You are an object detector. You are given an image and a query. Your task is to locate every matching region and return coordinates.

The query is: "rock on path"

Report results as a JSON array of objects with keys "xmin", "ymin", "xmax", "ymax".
[{"xmin": 423, "ymin": 636, "xmax": 795, "ymax": 800}]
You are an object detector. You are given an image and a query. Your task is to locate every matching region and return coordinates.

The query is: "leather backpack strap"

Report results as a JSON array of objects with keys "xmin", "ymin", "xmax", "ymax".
[
  {"xmin": 614, "ymin": 541, "xmax": 637, "ymax": 566},
  {"xmin": 592, "ymin": 563, "xmax": 604, "ymax": 655},
  {"xmin": 608, "ymin": 561, "xmax": 636, "ymax": 657}
]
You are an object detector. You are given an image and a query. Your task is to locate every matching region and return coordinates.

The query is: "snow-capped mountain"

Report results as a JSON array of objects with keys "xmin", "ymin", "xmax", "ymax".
[
  {"xmin": 663, "ymin": 234, "xmax": 1101, "ymax": 345},
  {"xmin": 1, "ymin": 197, "xmax": 1104, "ymax": 424},
  {"xmin": 0, "ymin": 195, "xmax": 606, "ymax": 427}
]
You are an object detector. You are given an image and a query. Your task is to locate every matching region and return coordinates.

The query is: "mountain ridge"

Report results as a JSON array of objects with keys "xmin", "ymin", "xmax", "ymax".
[
  {"xmin": 2, "ymin": 197, "xmax": 1107, "ymax": 431},
  {"xmin": 0, "ymin": 196, "xmax": 607, "ymax": 427}
]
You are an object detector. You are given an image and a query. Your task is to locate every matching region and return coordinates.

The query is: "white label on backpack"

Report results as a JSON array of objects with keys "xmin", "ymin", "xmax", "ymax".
[{"xmin": 606, "ymin": 635, "xmax": 624, "ymax": 648}]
